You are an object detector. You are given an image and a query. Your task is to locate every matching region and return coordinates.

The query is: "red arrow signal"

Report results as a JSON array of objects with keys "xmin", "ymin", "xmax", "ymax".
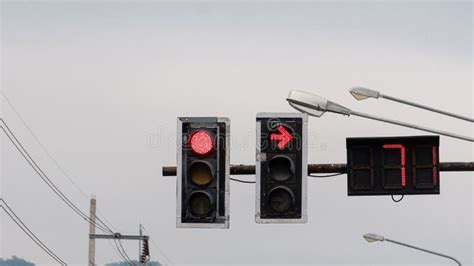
[{"xmin": 270, "ymin": 125, "xmax": 293, "ymax": 150}]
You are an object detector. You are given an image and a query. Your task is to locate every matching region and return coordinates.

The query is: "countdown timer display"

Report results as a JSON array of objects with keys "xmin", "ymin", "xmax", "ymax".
[{"xmin": 346, "ymin": 136, "xmax": 440, "ymax": 196}]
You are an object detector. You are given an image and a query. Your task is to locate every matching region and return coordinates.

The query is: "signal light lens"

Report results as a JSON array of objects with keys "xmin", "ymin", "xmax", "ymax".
[
  {"xmin": 189, "ymin": 161, "xmax": 213, "ymax": 186},
  {"xmin": 268, "ymin": 156, "xmax": 294, "ymax": 182},
  {"xmin": 188, "ymin": 192, "xmax": 213, "ymax": 217},
  {"xmin": 268, "ymin": 187, "xmax": 295, "ymax": 213},
  {"xmin": 189, "ymin": 130, "xmax": 213, "ymax": 156}
]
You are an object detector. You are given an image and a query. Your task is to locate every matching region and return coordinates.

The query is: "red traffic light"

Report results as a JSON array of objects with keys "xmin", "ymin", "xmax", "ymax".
[
  {"xmin": 189, "ymin": 130, "xmax": 213, "ymax": 156},
  {"xmin": 270, "ymin": 125, "xmax": 293, "ymax": 150}
]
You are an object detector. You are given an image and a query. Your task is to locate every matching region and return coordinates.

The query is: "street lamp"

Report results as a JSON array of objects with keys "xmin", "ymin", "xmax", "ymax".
[
  {"xmin": 349, "ymin": 87, "xmax": 474, "ymax": 123},
  {"xmin": 286, "ymin": 90, "xmax": 474, "ymax": 142},
  {"xmin": 363, "ymin": 233, "xmax": 461, "ymax": 266}
]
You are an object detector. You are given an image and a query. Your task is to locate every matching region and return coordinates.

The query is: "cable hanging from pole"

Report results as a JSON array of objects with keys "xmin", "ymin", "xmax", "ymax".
[
  {"xmin": 309, "ymin": 173, "xmax": 345, "ymax": 178},
  {"xmin": 115, "ymin": 237, "xmax": 135, "ymax": 266},
  {"xmin": 0, "ymin": 198, "xmax": 67, "ymax": 265},
  {"xmin": 113, "ymin": 238, "xmax": 132, "ymax": 265},
  {"xmin": 0, "ymin": 93, "xmax": 167, "ymax": 264},
  {"xmin": 0, "ymin": 118, "xmax": 112, "ymax": 234},
  {"xmin": 141, "ymin": 224, "xmax": 174, "ymax": 265},
  {"xmin": 1, "ymin": 91, "xmax": 121, "ymax": 234},
  {"xmin": 0, "ymin": 95, "xmax": 169, "ymax": 265}
]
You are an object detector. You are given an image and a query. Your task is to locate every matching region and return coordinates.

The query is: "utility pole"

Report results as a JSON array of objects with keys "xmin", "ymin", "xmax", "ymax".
[
  {"xmin": 88, "ymin": 196, "xmax": 97, "ymax": 266},
  {"xmin": 90, "ymin": 233, "xmax": 149, "ymax": 265},
  {"xmin": 87, "ymin": 197, "xmax": 149, "ymax": 265}
]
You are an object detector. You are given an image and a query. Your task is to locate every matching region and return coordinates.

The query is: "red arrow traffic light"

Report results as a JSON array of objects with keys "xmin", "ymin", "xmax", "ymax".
[{"xmin": 270, "ymin": 125, "xmax": 293, "ymax": 150}]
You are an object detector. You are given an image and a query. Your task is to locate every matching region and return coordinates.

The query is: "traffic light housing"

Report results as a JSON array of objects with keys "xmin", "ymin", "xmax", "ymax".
[
  {"xmin": 346, "ymin": 135, "xmax": 440, "ymax": 196},
  {"xmin": 255, "ymin": 113, "xmax": 308, "ymax": 223},
  {"xmin": 177, "ymin": 117, "xmax": 230, "ymax": 228}
]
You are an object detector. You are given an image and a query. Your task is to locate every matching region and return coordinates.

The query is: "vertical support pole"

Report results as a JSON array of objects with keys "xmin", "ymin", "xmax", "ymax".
[{"xmin": 88, "ymin": 196, "xmax": 97, "ymax": 266}]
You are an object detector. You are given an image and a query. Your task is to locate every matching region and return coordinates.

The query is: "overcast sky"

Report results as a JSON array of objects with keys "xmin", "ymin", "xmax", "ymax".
[{"xmin": 1, "ymin": 1, "xmax": 473, "ymax": 265}]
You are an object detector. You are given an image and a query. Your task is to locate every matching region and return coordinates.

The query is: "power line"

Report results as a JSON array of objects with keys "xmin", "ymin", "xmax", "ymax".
[
  {"xmin": 115, "ymin": 238, "xmax": 135, "ymax": 265},
  {"xmin": 391, "ymin": 195, "xmax": 405, "ymax": 203},
  {"xmin": 113, "ymin": 238, "xmax": 130, "ymax": 264},
  {"xmin": 308, "ymin": 173, "xmax": 346, "ymax": 178},
  {"xmin": 0, "ymin": 198, "xmax": 67, "ymax": 265},
  {"xmin": 230, "ymin": 178, "xmax": 256, "ymax": 184},
  {"xmin": 1, "ymin": 91, "xmax": 121, "ymax": 233},
  {"xmin": 230, "ymin": 173, "xmax": 345, "ymax": 184},
  {"xmin": 1, "ymin": 92, "xmax": 132, "ymax": 264},
  {"xmin": 1, "ymin": 91, "xmax": 90, "ymax": 198},
  {"xmin": 107, "ymin": 239, "xmax": 127, "ymax": 263},
  {"xmin": 0, "ymin": 119, "xmax": 112, "ymax": 234},
  {"xmin": 0, "ymin": 120, "xmax": 111, "ymax": 233},
  {"xmin": 112, "ymin": 238, "xmax": 131, "ymax": 264},
  {"xmin": 141, "ymin": 225, "xmax": 174, "ymax": 265},
  {"xmin": 1, "ymin": 93, "xmax": 151, "ymax": 264},
  {"xmin": 0, "ymin": 119, "xmax": 127, "ymax": 264}
]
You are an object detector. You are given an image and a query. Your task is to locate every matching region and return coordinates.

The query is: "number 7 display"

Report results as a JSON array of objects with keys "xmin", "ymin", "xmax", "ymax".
[{"xmin": 346, "ymin": 136, "xmax": 440, "ymax": 196}]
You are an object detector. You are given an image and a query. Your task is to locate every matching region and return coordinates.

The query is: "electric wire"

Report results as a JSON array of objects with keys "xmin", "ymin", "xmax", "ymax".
[
  {"xmin": 116, "ymin": 238, "xmax": 135, "ymax": 265},
  {"xmin": 0, "ymin": 122, "xmax": 111, "ymax": 234},
  {"xmin": 1, "ymin": 94, "xmax": 143, "ymax": 264},
  {"xmin": 107, "ymin": 239, "xmax": 126, "ymax": 263},
  {"xmin": 1, "ymin": 91, "xmax": 90, "ymax": 198},
  {"xmin": 1, "ymin": 119, "xmax": 128, "ymax": 263},
  {"xmin": 115, "ymin": 239, "xmax": 131, "ymax": 265},
  {"xmin": 230, "ymin": 178, "xmax": 256, "ymax": 184},
  {"xmin": 391, "ymin": 195, "xmax": 404, "ymax": 202},
  {"xmin": 230, "ymin": 173, "xmax": 345, "ymax": 184},
  {"xmin": 0, "ymin": 118, "xmax": 126, "ymax": 263},
  {"xmin": 1, "ymin": 91, "xmax": 120, "ymax": 233},
  {"xmin": 308, "ymin": 173, "xmax": 346, "ymax": 178},
  {"xmin": 113, "ymin": 238, "xmax": 133, "ymax": 265},
  {"xmin": 0, "ymin": 119, "xmax": 112, "ymax": 234},
  {"xmin": 141, "ymin": 224, "xmax": 174, "ymax": 265},
  {"xmin": 0, "ymin": 199, "xmax": 67, "ymax": 265}
]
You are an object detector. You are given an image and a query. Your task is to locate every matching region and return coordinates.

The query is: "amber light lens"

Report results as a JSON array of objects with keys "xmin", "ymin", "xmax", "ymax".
[
  {"xmin": 268, "ymin": 156, "xmax": 294, "ymax": 182},
  {"xmin": 189, "ymin": 161, "xmax": 213, "ymax": 186}
]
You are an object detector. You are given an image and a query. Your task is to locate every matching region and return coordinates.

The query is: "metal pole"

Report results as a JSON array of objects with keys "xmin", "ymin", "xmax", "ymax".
[
  {"xmin": 88, "ymin": 196, "xmax": 97, "ymax": 266},
  {"xmin": 381, "ymin": 94, "xmax": 474, "ymax": 123},
  {"xmin": 350, "ymin": 110, "xmax": 474, "ymax": 142},
  {"xmin": 162, "ymin": 162, "xmax": 474, "ymax": 176},
  {"xmin": 385, "ymin": 238, "xmax": 461, "ymax": 266}
]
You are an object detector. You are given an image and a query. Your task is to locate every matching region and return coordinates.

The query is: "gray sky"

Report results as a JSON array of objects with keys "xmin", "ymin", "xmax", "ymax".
[{"xmin": 1, "ymin": 1, "xmax": 473, "ymax": 265}]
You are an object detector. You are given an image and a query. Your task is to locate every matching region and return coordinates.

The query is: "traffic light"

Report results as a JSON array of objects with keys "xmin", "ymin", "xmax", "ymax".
[
  {"xmin": 346, "ymin": 135, "xmax": 440, "ymax": 196},
  {"xmin": 176, "ymin": 117, "xmax": 230, "ymax": 228},
  {"xmin": 255, "ymin": 113, "xmax": 308, "ymax": 223}
]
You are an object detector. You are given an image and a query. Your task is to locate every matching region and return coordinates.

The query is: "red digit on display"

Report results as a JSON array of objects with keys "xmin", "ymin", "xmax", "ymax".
[{"xmin": 383, "ymin": 144, "xmax": 406, "ymax": 187}]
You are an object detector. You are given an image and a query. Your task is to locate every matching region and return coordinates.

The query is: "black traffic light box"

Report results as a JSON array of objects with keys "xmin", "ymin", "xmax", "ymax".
[
  {"xmin": 177, "ymin": 117, "xmax": 230, "ymax": 228},
  {"xmin": 347, "ymin": 135, "xmax": 440, "ymax": 196},
  {"xmin": 256, "ymin": 113, "xmax": 308, "ymax": 223}
]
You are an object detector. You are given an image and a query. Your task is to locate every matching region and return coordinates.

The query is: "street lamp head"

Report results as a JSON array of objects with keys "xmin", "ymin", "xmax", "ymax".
[
  {"xmin": 287, "ymin": 90, "xmax": 352, "ymax": 117},
  {"xmin": 286, "ymin": 90, "xmax": 328, "ymax": 117},
  {"xmin": 350, "ymin": 87, "xmax": 381, "ymax": 101},
  {"xmin": 363, "ymin": 233, "xmax": 385, "ymax": 243}
]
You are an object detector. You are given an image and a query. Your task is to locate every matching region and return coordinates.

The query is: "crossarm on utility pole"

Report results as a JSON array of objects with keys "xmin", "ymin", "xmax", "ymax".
[
  {"xmin": 162, "ymin": 162, "xmax": 474, "ymax": 176},
  {"xmin": 90, "ymin": 233, "xmax": 149, "ymax": 241}
]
